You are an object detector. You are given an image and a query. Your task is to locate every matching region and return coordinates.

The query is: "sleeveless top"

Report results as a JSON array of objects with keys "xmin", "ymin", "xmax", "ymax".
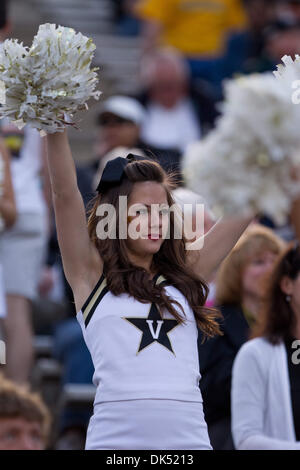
[{"xmin": 76, "ymin": 272, "xmax": 203, "ymax": 405}]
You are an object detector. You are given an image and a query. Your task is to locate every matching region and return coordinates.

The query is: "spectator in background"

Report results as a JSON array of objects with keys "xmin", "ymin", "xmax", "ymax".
[
  {"xmin": 0, "ymin": 0, "xmax": 10, "ymax": 43},
  {"xmin": 226, "ymin": 17, "xmax": 300, "ymax": 77},
  {"xmin": 0, "ymin": 139, "xmax": 16, "ymax": 325},
  {"xmin": 209, "ymin": 13, "xmax": 300, "ymax": 100},
  {"xmin": 259, "ymin": 18, "xmax": 300, "ymax": 70},
  {"xmin": 221, "ymin": 0, "xmax": 278, "ymax": 80},
  {"xmin": 139, "ymin": 48, "xmax": 204, "ymax": 154},
  {"xmin": 231, "ymin": 242, "xmax": 300, "ymax": 449},
  {"xmin": 199, "ymin": 225, "xmax": 286, "ymax": 449},
  {"xmin": 135, "ymin": 0, "xmax": 245, "ymax": 100},
  {"xmin": 0, "ymin": 122, "xmax": 49, "ymax": 384},
  {"xmin": 52, "ymin": 317, "xmax": 94, "ymax": 450},
  {"xmin": 94, "ymin": 95, "xmax": 145, "ymax": 162},
  {"xmin": 277, "ymin": 0, "xmax": 300, "ymax": 21},
  {"xmin": 135, "ymin": 0, "xmax": 245, "ymax": 57},
  {"xmin": 0, "ymin": 374, "xmax": 50, "ymax": 450},
  {"xmin": 0, "ymin": 139, "xmax": 16, "ymax": 231},
  {"xmin": 94, "ymin": 94, "xmax": 184, "ymax": 180},
  {"xmin": 113, "ymin": 0, "xmax": 141, "ymax": 36}
]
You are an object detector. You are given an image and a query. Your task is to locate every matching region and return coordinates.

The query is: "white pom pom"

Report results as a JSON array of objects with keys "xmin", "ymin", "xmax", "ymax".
[
  {"xmin": 0, "ymin": 24, "xmax": 101, "ymax": 134},
  {"xmin": 183, "ymin": 72, "xmax": 300, "ymax": 224}
]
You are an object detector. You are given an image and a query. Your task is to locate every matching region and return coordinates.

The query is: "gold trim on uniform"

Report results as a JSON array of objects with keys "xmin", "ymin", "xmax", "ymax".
[{"xmin": 83, "ymin": 277, "xmax": 107, "ymax": 322}]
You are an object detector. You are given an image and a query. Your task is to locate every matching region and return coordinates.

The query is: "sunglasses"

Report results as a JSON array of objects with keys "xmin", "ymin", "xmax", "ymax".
[{"xmin": 98, "ymin": 115, "xmax": 134, "ymax": 127}]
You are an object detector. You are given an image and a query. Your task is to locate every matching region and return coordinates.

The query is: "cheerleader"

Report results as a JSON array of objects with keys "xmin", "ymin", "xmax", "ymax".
[{"xmin": 46, "ymin": 129, "xmax": 256, "ymax": 450}]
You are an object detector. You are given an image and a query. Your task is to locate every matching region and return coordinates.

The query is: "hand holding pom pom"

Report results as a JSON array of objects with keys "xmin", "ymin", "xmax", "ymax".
[{"xmin": 0, "ymin": 24, "xmax": 101, "ymax": 136}]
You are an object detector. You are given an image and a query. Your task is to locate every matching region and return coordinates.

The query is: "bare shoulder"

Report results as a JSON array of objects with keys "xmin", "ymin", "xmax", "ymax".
[{"xmin": 72, "ymin": 245, "xmax": 104, "ymax": 314}]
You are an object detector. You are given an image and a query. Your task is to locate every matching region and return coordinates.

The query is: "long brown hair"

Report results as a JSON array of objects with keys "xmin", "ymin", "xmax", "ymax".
[
  {"xmin": 87, "ymin": 158, "xmax": 221, "ymax": 338},
  {"xmin": 252, "ymin": 242, "xmax": 300, "ymax": 344}
]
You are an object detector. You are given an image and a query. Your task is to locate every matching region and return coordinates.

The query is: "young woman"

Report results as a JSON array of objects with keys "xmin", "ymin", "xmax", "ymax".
[
  {"xmin": 46, "ymin": 129, "xmax": 259, "ymax": 450},
  {"xmin": 231, "ymin": 243, "xmax": 300, "ymax": 450}
]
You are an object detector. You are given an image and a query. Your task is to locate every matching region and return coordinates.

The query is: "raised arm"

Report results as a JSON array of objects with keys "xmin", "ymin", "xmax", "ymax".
[
  {"xmin": 186, "ymin": 213, "xmax": 255, "ymax": 282},
  {"xmin": 45, "ymin": 130, "xmax": 103, "ymax": 312},
  {"xmin": 0, "ymin": 138, "xmax": 17, "ymax": 228}
]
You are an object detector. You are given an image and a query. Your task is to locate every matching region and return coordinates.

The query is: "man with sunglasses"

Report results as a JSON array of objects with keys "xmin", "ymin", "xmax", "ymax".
[
  {"xmin": 94, "ymin": 95, "xmax": 183, "ymax": 182},
  {"xmin": 95, "ymin": 96, "xmax": 145, "ymax": 161}
]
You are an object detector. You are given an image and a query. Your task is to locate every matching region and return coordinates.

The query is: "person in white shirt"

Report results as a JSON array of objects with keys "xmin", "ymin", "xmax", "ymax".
[
  {"xmin": 0, "ymin": 138, "xmax": 16, "ymax": 322},
  {"xmin": 0, "ymin": 122, "xmax": 48, "ymax": 383},
  {"xmin": 231, "ymin": 242, "xmax": 300, "ymax": 450},
  {"xmin": 140, "ymin": 48, "xmax": 202, "ymax": 154}
]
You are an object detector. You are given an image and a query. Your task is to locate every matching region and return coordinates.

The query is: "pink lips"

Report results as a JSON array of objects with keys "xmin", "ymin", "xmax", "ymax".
[{"xmin": 148, "ymin": 234, "xmax": 161, "ymax": 240}]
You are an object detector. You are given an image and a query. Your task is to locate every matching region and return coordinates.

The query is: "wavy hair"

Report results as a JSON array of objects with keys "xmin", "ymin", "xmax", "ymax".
[
  {"xmin": 87, "ymin": 158, "xmax": 221, "ymax": 339},
  {"xmin": 215, "ymin": 224, "xmax": 286, "ymax": 306}
]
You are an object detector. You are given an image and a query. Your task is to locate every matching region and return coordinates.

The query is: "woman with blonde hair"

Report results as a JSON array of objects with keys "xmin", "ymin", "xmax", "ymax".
[{"xmin": 199, "ymin": 224, "xmax": 287, "ymax": 449}]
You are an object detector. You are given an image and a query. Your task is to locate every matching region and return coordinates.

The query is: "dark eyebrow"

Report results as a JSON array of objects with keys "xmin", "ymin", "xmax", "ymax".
[{"xmin": 143, "ymin": 203, "xmax": 168, "ymax": 208}]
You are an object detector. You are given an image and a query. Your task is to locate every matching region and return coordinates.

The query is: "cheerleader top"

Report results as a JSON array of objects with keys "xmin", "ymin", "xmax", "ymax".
[{"xmin": 76, "ymin": 272, "xmax": 203, "ymax": 405}]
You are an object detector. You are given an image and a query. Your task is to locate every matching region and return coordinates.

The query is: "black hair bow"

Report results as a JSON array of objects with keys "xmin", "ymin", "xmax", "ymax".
[{"xmin": 96, "ymin": 153, "xmax": 148, "ymax": 194}]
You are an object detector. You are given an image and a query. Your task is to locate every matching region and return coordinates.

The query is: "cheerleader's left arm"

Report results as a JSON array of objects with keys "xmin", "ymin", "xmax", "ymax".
[{"xmin": 186, "ymin": 213, "xmax": 255, "ymax": 282}]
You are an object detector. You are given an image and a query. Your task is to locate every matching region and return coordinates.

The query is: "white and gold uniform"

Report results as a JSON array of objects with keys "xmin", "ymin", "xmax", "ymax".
[{"xmin": 76, "ymin": 273, "xmax": 212, "ymax": 450}]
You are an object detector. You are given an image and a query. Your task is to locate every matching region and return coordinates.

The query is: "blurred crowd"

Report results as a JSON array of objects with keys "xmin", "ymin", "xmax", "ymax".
[{"xmin": 0, "ymin": 0, "xmax": 300, "ymax": 450}]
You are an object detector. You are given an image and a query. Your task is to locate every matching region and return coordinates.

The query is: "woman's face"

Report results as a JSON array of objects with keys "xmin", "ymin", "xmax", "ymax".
[
  {"xmin": 242, "ymin": 250, "xmax": 278, "ymax": 299},
  {"xmin": 267, "ymin": 30, "xmax": 300, "ymax": 62},
  {"xmin": 98, "ymin": 113, "xmax": 140, "ymax": 151},
  {"xmin": 125, "ymin": 181, "xmax": 170, "ymax": 259}
]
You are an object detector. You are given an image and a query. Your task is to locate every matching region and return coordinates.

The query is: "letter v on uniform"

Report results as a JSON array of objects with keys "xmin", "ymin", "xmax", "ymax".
[{"xmin": 146, "ymin": 320, "xmax": 163, "ymax": 339}]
